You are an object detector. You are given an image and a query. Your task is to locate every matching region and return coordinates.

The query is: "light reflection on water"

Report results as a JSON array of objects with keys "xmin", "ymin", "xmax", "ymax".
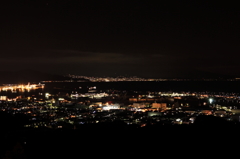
[
  {"xmin": 0, "ymin": 83, "xmax": 44, "ymax": 92},
  {"xmin": 0, "ymin": 84, "xmax": 45, "ymax": 100}
]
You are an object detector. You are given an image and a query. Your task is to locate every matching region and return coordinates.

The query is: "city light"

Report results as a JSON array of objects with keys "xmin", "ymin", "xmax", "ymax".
[
  {"xmin": 209, "ymin": 98, "xmax": 213, "ymax": 104},
  {"xmin": 0, "ymin": 83, "xmax": 44, "ymax": 92}
]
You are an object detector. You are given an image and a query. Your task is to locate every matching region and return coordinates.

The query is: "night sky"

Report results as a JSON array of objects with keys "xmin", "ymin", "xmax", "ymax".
[{"xmin": 1, "ymin": 1, "xmax": 240, "ymax": 78}]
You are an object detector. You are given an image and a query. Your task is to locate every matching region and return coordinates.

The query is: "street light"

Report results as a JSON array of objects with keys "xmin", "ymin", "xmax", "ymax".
[{"xmin": 209, "ymin": 98, "xmax": 213, "ymax": 104}]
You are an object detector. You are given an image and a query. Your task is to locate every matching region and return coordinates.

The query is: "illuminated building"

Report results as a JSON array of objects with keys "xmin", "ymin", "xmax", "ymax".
[
  {"xmin": 201, "ymin": 110, "xmax": 212, "ymax": 115},
  {"xmin": 0, "ymin": 96, "xmax": 7, "ymax": 100},
  {"xmin": 231, "ymin": 109, "xmax": 240, "ymax": 114},
  {"xmin": 152, "ymin": 103, "xmax": 167, "ymax": 111},
  {"xmin": 214, "ymin": 110, "xmax": 226, "ymax": 115},
  {"xmin": 102, "ymin": 103, "xmax": 120, "ymax": 110},
  {"xmin": 132, "ymin": 103, "xmax": 146, "ymax": 108},
  {"xmin": 129, "ymin": 98, "xmax": 137, "ymax": 102},
  {"xmin": 147, "ymin": 112, "xmax": 162, "ymax": 117}
]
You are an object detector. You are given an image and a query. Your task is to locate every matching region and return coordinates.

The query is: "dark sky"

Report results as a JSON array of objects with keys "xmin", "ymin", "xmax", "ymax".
[{"xmin": 1, "ymin": 0, "xmax": 240, "ymax": 78}]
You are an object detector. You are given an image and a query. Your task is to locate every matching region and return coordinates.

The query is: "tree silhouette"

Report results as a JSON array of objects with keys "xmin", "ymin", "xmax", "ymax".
[{"xmin": 2, "ymin": 142, "xmax": 26, "ymax": 159}]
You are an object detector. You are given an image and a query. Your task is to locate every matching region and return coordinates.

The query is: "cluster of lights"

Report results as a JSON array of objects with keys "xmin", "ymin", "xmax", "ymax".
[{"xmin": 0, "ymin": 83, "xmax": 44, "ymax": 92}]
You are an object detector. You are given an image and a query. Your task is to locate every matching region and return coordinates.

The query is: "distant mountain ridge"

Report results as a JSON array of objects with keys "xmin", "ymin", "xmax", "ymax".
[
  {"xmin": 0, "ymin": 70, "xmax": 69, "ymax": 84},
  {"xmin": 0, "ymin": 69, "xmax": 238, "ymax": 85}
]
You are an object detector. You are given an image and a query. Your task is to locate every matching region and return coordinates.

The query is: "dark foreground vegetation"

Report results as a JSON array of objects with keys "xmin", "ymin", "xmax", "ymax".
[{"xmin": 0, "ymin": 111, "xmax": 239, "ymax": 159}]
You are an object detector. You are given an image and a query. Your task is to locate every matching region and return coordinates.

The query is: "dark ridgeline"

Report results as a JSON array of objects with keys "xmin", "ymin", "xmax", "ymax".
[
  {"xmin": 0, "ymin": 111, "xmax": 238, "ymax": 159},
  {"xmin": 1, "ymin": 120, "xmax": 237, "ymax": 159},
  {"xmin": 0, "ymin": 70, "xmax": 70, "ymax": 84}
]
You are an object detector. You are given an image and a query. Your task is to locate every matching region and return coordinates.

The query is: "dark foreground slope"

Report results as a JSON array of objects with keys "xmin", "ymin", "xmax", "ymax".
[{"xmin": 0, "ymin": 113, "xmax": 240, "ymax": 159}]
